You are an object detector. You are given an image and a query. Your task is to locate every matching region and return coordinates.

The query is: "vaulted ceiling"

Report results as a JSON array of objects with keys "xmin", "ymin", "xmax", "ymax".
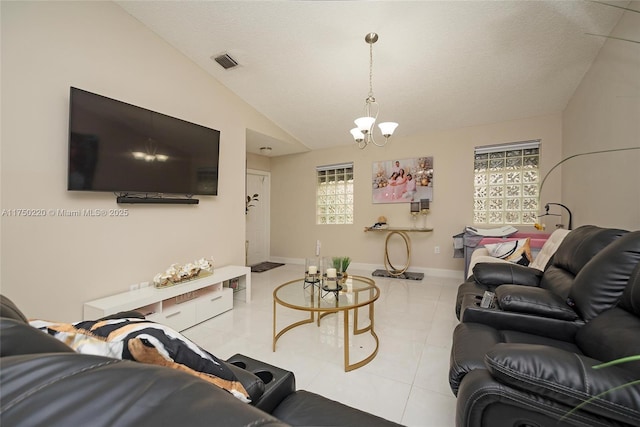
[{"xmin": 117, "ymin": 1, "xmax": 629, "ymax": 156}]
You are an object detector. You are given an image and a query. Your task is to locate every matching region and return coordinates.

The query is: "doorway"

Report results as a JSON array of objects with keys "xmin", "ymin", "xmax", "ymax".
[{"xmin": 246, "ymin": 169, "xmax": 270, "ymax": 266}]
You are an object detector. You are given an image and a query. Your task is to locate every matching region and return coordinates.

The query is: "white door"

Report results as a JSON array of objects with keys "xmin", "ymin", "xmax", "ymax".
[{"xmin": 246, "ymin": 170, "xmax": 270, "ymax": 266}]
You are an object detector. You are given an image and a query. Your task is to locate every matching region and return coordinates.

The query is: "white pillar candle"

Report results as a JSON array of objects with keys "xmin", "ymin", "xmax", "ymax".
[
  {"xmin": 326, "ymin": 268, "xmax": 337, "ymax": 278},
  {"xmin": 308, "ymin": 265, "xmax": 317, "ymax": 275}
]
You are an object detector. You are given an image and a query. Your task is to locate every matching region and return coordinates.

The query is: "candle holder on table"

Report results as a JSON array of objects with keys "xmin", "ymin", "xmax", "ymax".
[
  {"xmin": 304, "ymin": 257, "xmax": 321, "ymax": 289},
  {"xmin": 321, "ymin": 266, "xmax": 343, "ymax": 298},
  {"xmin": 420, "ymin": 198, "xmax": 430, "ymax": 229},
  {"xmin": 410, "ymin": 202, "xmax": 420, "ymax": 229}
]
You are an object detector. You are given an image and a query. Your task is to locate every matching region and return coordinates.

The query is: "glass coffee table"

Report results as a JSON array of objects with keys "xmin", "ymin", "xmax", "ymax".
[{"xmin": 273, "ymin": 275, "xmax": 379, "ymax": 372}]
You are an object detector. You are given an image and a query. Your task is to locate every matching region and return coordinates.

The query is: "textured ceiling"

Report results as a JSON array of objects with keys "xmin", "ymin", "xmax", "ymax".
[{"xmin": 116, "ymin": 1, "xmax": 628, "ymax": 156}]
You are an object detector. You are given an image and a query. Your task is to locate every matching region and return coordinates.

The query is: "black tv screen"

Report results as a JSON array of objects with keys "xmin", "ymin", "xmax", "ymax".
[{"xmin": 68, "ymin": 87, "xmax": 220, "ymax": 195}]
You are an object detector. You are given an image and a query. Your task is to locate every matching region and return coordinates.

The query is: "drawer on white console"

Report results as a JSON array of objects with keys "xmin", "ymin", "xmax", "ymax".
[
  {"xmin": 145, "ymin": 312, "xmax": 164, "ymax": 324},
  {"xmin": 195, "ymin": 288, "xmax": 232, "ymax": 323},
  {"xmin": 158, "ymin": 303, "xmax": 197, "ymax": 332}
]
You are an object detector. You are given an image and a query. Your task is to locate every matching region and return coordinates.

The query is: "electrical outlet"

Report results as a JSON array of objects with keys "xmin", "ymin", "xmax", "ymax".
[
  {"xmin": 434, "ymin": 246, "xmax": 440, "ymax": 254},
  {"xmin": 130, "ymin": 283, "xmax": 140, "ymax": 291}
]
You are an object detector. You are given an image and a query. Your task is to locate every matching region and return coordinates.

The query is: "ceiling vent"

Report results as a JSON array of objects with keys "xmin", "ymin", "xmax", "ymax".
[{"xmin": 212, "ymin": 53, "xmax": 238, "ymax": 70}]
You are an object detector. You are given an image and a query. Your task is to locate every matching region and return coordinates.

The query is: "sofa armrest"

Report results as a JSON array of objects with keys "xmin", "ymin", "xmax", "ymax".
[
  {"xmin": 226, "ymin": 353, "xmax": 296, "ymax": 414},
  {"xmin": 495, "ymin": 285, "xmax": 579, "ymax": 321},
  {"xmin": 467, "ymin": 248, "xmax": 506, "ymax": 279},
  {"xmin": 485, "ymin": 343, "xmax": 640, "ymax": 426},
  {"xmin": 225, "ymin": 362, "xmax": 265, "ymax": 403},
  {"xmin": 473, "ymin": 262, "xmax": 543, "ymax": 287},
  {"xmin": 0, "ymin": 319, "xmax": 75, "ymax": 357},
  {"xmin": 459, "ymin": 300, "xmax": 582, "ymax": 341}
]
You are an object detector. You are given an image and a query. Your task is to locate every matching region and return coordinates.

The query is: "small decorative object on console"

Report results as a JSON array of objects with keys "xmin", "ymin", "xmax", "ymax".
[
  {"xmin": 153, "ymin": 257, "xmax": 214, "ymax": 288},
  {"xmin": 366, "ymin": 216, "xmax": 388, "ymax": 230}
]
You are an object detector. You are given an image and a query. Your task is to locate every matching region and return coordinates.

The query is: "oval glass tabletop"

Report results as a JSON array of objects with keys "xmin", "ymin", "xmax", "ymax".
[{"xmin": 273, "ymin": 275, "xmax": 379, "ymax": 312}]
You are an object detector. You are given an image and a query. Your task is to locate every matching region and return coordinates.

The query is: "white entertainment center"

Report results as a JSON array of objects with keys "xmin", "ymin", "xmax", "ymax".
[{"xmin": 83, "ymin": 265, "xmax": 251, "ymax": 332}]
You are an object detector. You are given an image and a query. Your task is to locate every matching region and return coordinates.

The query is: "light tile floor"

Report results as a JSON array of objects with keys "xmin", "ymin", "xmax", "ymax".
[{"xmin": 183, "ymin": 264, "xmax": 461, "ymax": 426}]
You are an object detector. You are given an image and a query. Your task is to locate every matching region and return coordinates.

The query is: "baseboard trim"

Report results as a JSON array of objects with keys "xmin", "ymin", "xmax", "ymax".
[{"xmin": 267, "ymin": 257, "xmax": 463, "ymax": 280}]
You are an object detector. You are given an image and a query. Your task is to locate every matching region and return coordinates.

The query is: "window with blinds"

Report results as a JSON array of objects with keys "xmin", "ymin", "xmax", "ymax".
[
  {"xmin": 316, "ymin": 163, "xmax": 354, "ymax": 225},
  {"xmin": 473, "ymin": 140, "xmax": 540, "ymax": 225}
]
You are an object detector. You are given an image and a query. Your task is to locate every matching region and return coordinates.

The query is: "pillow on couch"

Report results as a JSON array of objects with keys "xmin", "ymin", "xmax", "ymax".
[
  {"xmin": 30, "ymin": 318, "xmax": 251, "ymax": 402},
  {"xmin": 484, "ymin": 238, "xmax": 532, "ymax": 266}
]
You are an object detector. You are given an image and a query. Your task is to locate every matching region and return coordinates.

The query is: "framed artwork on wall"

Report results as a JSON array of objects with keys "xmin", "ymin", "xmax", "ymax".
[{"xmin": 372, "ymin": 156, "xmax": 433, "ymax": 204}]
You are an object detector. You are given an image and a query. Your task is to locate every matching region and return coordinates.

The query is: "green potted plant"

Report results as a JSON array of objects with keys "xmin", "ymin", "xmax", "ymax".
[
  {"xmin": 245, "ymin": 193, "xmax": 259, "ymax": 214},
  {"xmin": 332, "ymin": 256, "xmax": 351, "ymax": 280}
]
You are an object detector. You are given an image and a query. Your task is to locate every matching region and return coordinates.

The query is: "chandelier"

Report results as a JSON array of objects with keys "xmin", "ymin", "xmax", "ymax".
[{"xmin": 350, "ymin": 32, "xmax": 398, "ymax": 149}]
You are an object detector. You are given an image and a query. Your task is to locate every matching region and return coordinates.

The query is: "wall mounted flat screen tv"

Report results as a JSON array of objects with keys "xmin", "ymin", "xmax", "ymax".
[{"xmin": 68, "ymin": 87, "xmax": 220, "ymax": 196}]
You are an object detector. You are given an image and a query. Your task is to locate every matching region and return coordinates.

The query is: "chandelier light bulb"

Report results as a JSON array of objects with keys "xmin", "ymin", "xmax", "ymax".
[
  {"xmin": 350, "ymin": 128, "xmax": 365, "ymax": 142},
  {"xmin": 378, "ymin": 122, "xmax": 399, "ymax": 138},
  {"xmin": 355, "ymin": 116, "xmax": 376, "ymax": 133}
]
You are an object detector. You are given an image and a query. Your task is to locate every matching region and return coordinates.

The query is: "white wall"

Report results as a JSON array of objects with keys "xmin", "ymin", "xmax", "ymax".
[
  {"xmin": 0, "ymin": 1, "xmax": 297, "ymax": 321},
  {"xmin": 562, "ymin": 1, "xmax": 640, "ymax": 230},
  {"xmin": 270, "ymin": 114, "xmax": 563, "ymax": 274},
  {"xmin": 247, "ymin": 152, "xmax": 271, "ymax": 172}
]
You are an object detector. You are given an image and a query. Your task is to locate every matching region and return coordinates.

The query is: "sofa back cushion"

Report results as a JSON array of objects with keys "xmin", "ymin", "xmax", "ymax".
[
  {"xmin": 620, "ymin": 257, "xmax": 640, "ymax": 315},
  {"xmin": 570, "ymin": 231, "xmax": 640, "ymax": 321},
  {"xmin": 1, "ymin": 353, "xmax": 287, "ymax": 427},
  {"xmin": 575, "ymin": 262, "xmax": 640, "ymax": 376},
  {"xmin": 540, "ymin": 226, "xmax": 627, "ymax": 297},
  {"xmin": 529, "ymin": 228, "xmax": 570, "ymax": 270},
  {"xmin": 575, "ymin": 308, "xmax": 640, "ymax": 377},
  {"xmin": 0, "ymin": 295, "xmax": 28, "ymax": 323},
  {"xmin": 0, "ymin": 319, "xmax": 74, "ymax": 357}
]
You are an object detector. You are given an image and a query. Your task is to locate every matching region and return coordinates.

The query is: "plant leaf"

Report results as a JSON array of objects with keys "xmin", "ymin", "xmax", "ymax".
[
  {"xmin": 593, "ymin": 355, "xmax": 640, "ymax": 370},
  {"xmin": 560, "ymin": 379, "xmax": 640, "ymax": 422}
]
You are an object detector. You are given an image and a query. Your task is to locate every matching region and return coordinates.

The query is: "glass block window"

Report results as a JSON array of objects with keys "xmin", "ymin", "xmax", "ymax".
[
  {"xmin": 473, "ymin": 140, "xmax": 540, "ymax": 225},
  {"xmin": 316, "ymin": 162, "xmax": 354, "ymax": 225}
]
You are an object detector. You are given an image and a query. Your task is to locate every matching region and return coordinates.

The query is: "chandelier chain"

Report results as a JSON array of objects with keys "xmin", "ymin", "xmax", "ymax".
[{"xmin": 368, "ymin": 41, "xmax": 374, "ymax": 99}]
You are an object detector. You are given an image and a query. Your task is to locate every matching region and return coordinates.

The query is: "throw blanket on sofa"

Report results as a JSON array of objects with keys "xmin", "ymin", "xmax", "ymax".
[{"xmin": 30, "ymin": 318, "xmax": 250, "ymax": 402}]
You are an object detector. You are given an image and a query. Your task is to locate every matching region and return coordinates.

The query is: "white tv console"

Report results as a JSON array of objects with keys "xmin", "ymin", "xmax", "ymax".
[{"xmin": 83, "ymin": 265, "xmax": 251, "ymax": 332}]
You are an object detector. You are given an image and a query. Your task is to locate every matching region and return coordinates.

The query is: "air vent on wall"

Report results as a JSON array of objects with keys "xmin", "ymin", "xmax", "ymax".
[{"xmin": 212, "ymin": 53, "xmax": 239, "ymax": 69}]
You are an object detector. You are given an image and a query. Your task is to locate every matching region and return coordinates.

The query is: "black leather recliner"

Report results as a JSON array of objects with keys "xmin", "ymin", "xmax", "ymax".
[
  {"xmin": 448, "ymin": 251, "xmax": 640, "ymax": 426},
  {"xmin": 455, "ymin": 225, "xmax": 627, "ymax": 321},
  {"xmin": 0, "ymin": 295, "xmax": 401, "ymax": 427},
  {"xmin": 459, "ymin": 231, "xmax": 640, "ymax": 341}
]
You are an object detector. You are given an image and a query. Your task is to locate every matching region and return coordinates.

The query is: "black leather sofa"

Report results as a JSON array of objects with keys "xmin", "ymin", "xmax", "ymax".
[
  {"xmin": 458, "ymin": 229, "xmax": 640, "ymax": 341},
  {"xmin": 455, "ymin": 225, "xmax": 627, "ymax": 324},
  {"xmin": 449, "ymin": 229, "xmax": 640, "ymax": 427},
  {"xmin": 0, "ymin": 295, "xmax": 402, "ymax": 427}
]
